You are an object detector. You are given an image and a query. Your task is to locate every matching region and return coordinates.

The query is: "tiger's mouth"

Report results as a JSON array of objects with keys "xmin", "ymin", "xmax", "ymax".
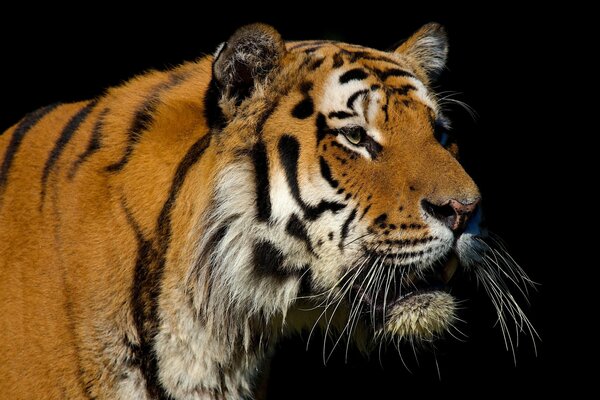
[{"xmin": 350, "ymin": 253, "xmax": 459, "ymax": 336}]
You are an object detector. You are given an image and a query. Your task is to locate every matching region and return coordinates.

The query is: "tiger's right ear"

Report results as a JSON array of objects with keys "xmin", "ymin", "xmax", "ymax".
[
  {"xmin": 212, "ymin": 24, "xmax": 286, "ymax": 104},
  {"xmin": 393, "ymin": 23, "xmax": 448, "ymax": 84}
]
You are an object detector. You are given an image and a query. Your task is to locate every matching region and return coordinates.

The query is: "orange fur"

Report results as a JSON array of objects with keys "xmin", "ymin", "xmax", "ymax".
[
  {"xmin": 0, "ymin": 60, "xmax": 218, "ymax": 398},
  {"xmin": 0, "ymin": 24, "xmax": 479, "ymax": 399}
]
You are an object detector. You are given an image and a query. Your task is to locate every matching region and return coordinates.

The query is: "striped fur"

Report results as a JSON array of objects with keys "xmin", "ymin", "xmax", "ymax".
[{"xmin": 0, "ymin": 23, "xmax": 503, "ymax": 400}]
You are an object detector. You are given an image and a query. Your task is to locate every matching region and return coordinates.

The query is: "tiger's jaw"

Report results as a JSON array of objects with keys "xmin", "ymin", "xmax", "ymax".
[
  {"xmin": 342, "ymin": 210, "xmax": 485, "ymax": 341},
  {"xmin": 348, "ymin": 253, "xmax": 460, "ymax": 341},
  {"xmin": 380, "ymin": 255, "xmax": 459, "ymax": 340}
]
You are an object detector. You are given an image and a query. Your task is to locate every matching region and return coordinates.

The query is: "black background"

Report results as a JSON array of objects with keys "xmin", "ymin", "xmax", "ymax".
[{"xmin": 0, "ymin": 3, "xmax": 576, "ymax": 398}]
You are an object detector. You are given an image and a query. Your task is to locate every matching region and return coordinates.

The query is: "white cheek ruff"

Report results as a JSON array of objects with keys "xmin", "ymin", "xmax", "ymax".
[{"xmin": 270, "ymin": 169, "xmax": 302, "ymax": 223}]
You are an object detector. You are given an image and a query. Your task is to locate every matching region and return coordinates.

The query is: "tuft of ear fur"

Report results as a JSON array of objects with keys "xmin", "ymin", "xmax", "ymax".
[
  {"xmin": 394, "ymin": 23, "xmax": 448, "ymax": 83},
  {"xmin": 213, "ymin": 23, "xmax": 286, "ymax": 103}
]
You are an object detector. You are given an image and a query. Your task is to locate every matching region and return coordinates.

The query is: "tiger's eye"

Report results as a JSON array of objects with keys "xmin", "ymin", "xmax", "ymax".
[{"xmin": 344, "ymin": 127, "xmax": 365, "ymax": 145}]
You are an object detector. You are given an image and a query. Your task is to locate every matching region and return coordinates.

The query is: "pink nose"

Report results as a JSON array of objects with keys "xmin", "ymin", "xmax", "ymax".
[{"xmin": 422, "ymin": 198, "xmax": 480, "ymax": 233}]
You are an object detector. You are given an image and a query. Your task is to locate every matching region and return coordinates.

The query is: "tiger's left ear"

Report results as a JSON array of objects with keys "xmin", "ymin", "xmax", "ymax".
[
  {"xmin": 394, "ymin": 23, "xmax": 448, "ymax": 83},
  {"xmin": 213, "ymin": 23, "xmax": 286, "ymax": 104}
]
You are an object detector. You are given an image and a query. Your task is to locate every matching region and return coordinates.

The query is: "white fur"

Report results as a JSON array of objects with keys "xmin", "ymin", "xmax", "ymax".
[
  {"xmin": 320, "ymin": 70, "xmax": 384, "ymax": 160},
  {"xmin": 116, "ymin": 360, "xmax": 150, "ymax": 400},
  {"xmin": 407, "ymin": 76, "xmax": 437, "ymax": 112}
]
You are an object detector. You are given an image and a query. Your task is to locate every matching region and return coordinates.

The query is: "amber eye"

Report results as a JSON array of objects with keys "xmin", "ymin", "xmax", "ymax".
[{"xmin": 343, "ymin": 126, "xmax": 366, "ymax": 145}]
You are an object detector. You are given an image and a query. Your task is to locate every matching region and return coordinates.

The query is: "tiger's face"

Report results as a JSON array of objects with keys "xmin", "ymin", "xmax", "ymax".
[
  {"xmin": 209, "ymin": 24, "xmax": 498, "ymax": 346},
  {"xmin": 266, "ymin": 44, "xmax": 480, "ymax": 340}
]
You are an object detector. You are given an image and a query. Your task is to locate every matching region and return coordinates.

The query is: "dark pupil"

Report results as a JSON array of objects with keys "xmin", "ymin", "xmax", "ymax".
[{"xmin": 345, "ymin": 127, "xmax": 365, "ymax": 144}]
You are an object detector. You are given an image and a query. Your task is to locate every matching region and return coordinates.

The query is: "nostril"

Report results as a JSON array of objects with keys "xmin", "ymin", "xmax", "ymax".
[
  {"xmin": 448, "ymin": 198, "xmax": 479, "ymax": 217},
  {"xmin": 421, "ymin": 200, "xmax": 455, "ymax": 221},
  {"xmin": 422, "ymin": 198, "xmax": 481, "ymax": 233}
]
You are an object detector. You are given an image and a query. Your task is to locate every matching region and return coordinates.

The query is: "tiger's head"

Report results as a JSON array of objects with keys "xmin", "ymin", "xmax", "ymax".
[{"xmin": 197, "ymin": 23, "xmax": 530, "ymax": 349}]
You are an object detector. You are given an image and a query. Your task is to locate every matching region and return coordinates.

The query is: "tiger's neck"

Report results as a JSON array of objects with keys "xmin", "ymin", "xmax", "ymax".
[
  {"xmin": 98, "ymin": 48, "xmax": 321, "ymax": 397},
  {"xmin": 110, "ymin": 61, "xmax": 300, "ymax": 398}
]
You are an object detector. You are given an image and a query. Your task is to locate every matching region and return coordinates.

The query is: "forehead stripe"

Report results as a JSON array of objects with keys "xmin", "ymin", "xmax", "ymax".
[
  {"xmin": 391, "ymin": 84, "xmax": 417, "ymax": 96},
  {"xmin": 376, "ymin": 68, "xmax": 416, "ymax": 80},
  {"xmin": 347, "ymin": 89, "xmax": 369, "ymax": 110},
  {"xmin": 339, "ymin": 68, "xmax": 369, "ymax": 84},
  {"xmin": 328, "ymin": 111, "xmax": 355, "ymax": 119}
]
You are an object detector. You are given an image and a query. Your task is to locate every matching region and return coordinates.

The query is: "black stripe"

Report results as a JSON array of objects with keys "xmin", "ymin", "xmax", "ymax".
[
  {"xmin": 316, "ymin": 113, "xmax": 330, "ymax": 144},
  {"xmin": 157, "ymin": 133, "xmax": 212, "ymax": 252},
  {"xmin": 121, "ymin": 199, "xmax": 169, "ymax": 400},
  {"xmin": 302, "ymin": 46, "xmax": 322, "ymax": 54},
  {"xmin": 364, "ymin": 136, "xmax": 383, "ymax": 160},
  {"xmin": 206, "ymin": 216, "xmax": 238, "ymax": 254},
  {"xmin": 298, "ymin": 266, "xmax": 313, "ymax": 296},
  {"xmin": 0, "ymin": 103, "xmax": 60, "ymax": 198},
  {"xmin": 186, "ymin": 214, "xmax": 239, "ymax": 310},
  {"xmin": 344, "ymin": 51, "xmax": 406, "ymax": 68},
  {"xmin": 347, "ymin": 89, "xmax": 369, "ymax": 110},
  {"xmin": 279, "ymin": 135, "xmax": 305, "ymax": 204},
  {"xmin": 332, "ymin": 52, "xmax": 345, "ymax": 68},
  {"xmin": 40, "ymin": 100, "xmax": 98, "ymax": 205},
  {"xmin": 288, "ymin": 40, "xmax": 337, "ymax": 50},
  {"xmin": 285, "ymin": 213, "xmax": 314, "ymax": 254},
  {"xmin": 278, "ymin": 135, "xmax": 346, "ymax": 221},
  {"xmin": 63, "ymin": 288, "xmax": 96, "ymax": 399},
  {"xmin": 374, "ymin": 213, "xmax": 388, "ymax": 225},
  {"xmin": 339, "ymin": 68, "xmax": 369, "ymax": 84},
  {"xmin": 105, "ymin": 72, "xmax": 188, "ymax": 173},
  {"xmin": 291, "ymin": 98, "xmax": 314, "ymax": 119},
  {"xmin": 204, "ymin": 76, "xmax": 226, "ymax": 130},
  {"xmin": 377, "ymin": 68, "xmax": 415, "ymax": 81},
  {"xmin": 309, "ymin": 57, "xmax": 325, "ymax": 70},
  {"xmin": 359, "ymin": 204, "xmax": 372, "ymax": 220},
  {"xmin": 68, "ymin": 107, "xmax": 109, "ymax": 180},
  {"xmin": 252, "ymin": 240, "xmax": 288, "ymax": 282},
  {"xmin": 335, "ymin": 156, "xmax": 347, "ymax": 165},
  {"xmin": 256, "ymin": 100, "xmax": 279, "ymax": 137},
  {"xmin": 300, "ymin": 81, "xmax": 313, "ymax": 94},
  {"xmin": 130, "ymin": 133, "xmax": 211, "ymax": 400},
  {"xmin": 339, "ymin": 208, "xmax": 357, "ymax": 249},
  {"xmin": 319, "ymin": 156, "xmax": 338, "ymax": 188},
  {"xmin": 382, "ymin": 103, "xmax": 389, "ymax": 122},
  {"xmin": 391, "ymin": 84, "xmax": 417, "ymax": 96},
  {"xmin": 305, "ymin": 201, "xmax": 346, "ymax": 220},
  {"xmin": 252, "ymin": 140, "xmax": 271, "ymax": 221},
  {"xmin": 328, "ymin": 111, "xmax": 355, "ymax": 119}
]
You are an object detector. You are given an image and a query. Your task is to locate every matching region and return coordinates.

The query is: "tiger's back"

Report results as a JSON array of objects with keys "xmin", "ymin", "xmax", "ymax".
[{"xmin": 0, "ymin": 58, "xmax": 218, "ymax": 398}]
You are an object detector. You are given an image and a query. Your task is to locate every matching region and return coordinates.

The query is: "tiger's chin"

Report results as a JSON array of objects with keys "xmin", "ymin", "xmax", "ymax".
[
  {"xmin": 367, "ymin": 255, "xmax": 461, "ymax": 341},
  {"xmin": 380, "ymin": 291, "xmax": 456, "ymax": 340}
]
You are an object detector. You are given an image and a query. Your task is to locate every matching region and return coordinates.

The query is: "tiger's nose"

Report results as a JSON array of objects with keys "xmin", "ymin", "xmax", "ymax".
[{"xmin": 421, "ymin": 198, "xmax": 481, "ymax": 234}]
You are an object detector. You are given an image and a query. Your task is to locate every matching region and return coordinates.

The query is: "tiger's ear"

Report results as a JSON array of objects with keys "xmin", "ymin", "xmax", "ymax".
[
  {"xmin": 393, "ymin": 23, "xmax": 448, "ymax": 83},
  {"xmin": 213, "ymin": 23, "xmax": 286, "ymax": 103}
]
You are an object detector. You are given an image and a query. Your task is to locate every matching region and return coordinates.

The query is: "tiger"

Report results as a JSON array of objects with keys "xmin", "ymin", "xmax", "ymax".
[{"xmin": 0, "ymin": 23, "xmax": 534, "ymax": 400}]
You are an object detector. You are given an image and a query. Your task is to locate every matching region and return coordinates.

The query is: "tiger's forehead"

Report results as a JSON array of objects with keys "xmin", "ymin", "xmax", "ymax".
[
  {"xmin": 287, "ymin": 41, "xmax": 438, "ymax": 115},
  {"xmin": 287, "ymin": 40, "xmax": 405, "ymax": 65}
]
